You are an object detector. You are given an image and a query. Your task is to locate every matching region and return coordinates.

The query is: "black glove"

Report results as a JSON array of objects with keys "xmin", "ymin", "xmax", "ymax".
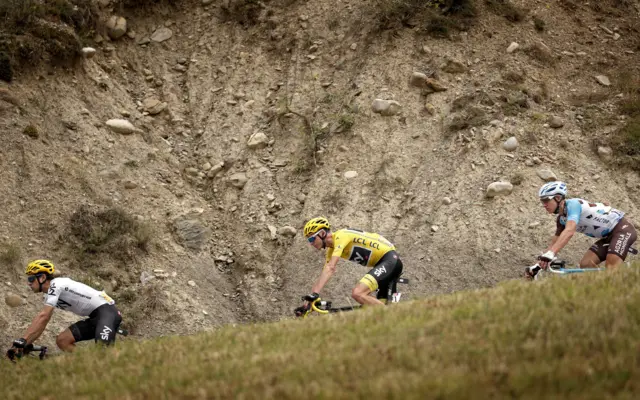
[
  {"xmin": 294, "ymin": 305, "xmax": 309, "ymax": 317},
  {"xmin": 12, "ymin": 338, "xmax": 27, "ymax": 349},
  {"xmin": 302, "ymin": 292, "xmax": 320, "ymax": 302}
]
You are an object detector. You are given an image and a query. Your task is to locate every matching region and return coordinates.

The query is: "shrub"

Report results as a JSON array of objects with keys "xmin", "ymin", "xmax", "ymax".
[
  {"xmin": 0, "ymin": 243, "xmax": 21, "ymax": 267},
  {"xmin": 485, "ymin": 0, "xmax": 527, "ymax": 22},
  {"xmin": 533, "ymin": 16, "xmax": 545, "ymax": 32},
  {"xmin": 0, "ymin": 52, "xmax": 12, "ymax": 82},
  {"xmin": 66, "ymin": 205, "xmax": 152, "ymax": 263},
  {"xmin": 23, "ymin": 124, "xmax": 39, "ymax": 138}
]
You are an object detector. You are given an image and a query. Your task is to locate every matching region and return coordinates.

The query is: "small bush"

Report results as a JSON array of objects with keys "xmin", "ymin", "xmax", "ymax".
[
  {"xmin": 66, "ymin": 205, "xmax": 152, "ymax": 263},
  {"xmin": 485, "ymin": 0, "xmax": 527, "ymax": 22},
  {"xmin": 510, "ymin": 172, "xmax": 525, "ymax": 186},
  {"xmin": 374, "ymin": 0, "xmax": 477, "ymax": 33},
  {"xmin": 0, "ymin": 52, "xmax": 12, "ymax": 82},
  {"xmin": 0, "ymin": 243, "xmax": 21, "ymax": 267},
  {"xmin": 23, "ymin": 124, "xmax": 39, "ymax": 138},
  {"xmin": 533, "ymin": 16, "xmax": 545, "ymax": 32},
  {"xmin": 615, "ymin": 117, "xmax": 640, "ymax": 156}
]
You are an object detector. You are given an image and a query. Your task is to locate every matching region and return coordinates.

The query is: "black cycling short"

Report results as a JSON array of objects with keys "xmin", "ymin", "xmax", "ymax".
[
  {"xmin": 359, "ymin": 251, "xmax": 404, "ymax": 300},
  {"xmin": 69, "ymin": 304, "xmax": 122, "ymax": 345}
]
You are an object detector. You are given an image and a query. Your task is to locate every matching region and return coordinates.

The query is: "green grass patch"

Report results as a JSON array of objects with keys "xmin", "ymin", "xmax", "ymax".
[{"xmin": 2, "ymin": 268, "xmax": 640, "ymax": 399}]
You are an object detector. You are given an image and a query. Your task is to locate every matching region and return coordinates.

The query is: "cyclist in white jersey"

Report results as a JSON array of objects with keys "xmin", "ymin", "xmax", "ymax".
[
  {"xmin": 528, "ymin": 181, "xmax": 637, "ymax": 279},
  {"xmin": 9, "ymin": 260, "xmax": 122, "ymax": 352}
]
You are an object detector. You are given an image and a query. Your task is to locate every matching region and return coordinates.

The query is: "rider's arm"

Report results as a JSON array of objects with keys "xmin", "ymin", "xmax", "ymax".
[
  {"xmin": 21, "ymin": 306, "xmax": 54, "ymax": 345},
  {"xmin": 548, "ymin": 220, "xmax": 576, "ymax": 254},
  {"xmin": 311, "ymin": 256, "xmax": 340, "ymax": 294}
]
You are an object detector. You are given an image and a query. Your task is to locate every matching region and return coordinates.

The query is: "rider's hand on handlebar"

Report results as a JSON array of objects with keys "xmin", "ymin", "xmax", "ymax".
[
  {"xmin": 537, "ymin": 250, "xmax": 556, "ymax": 269},
  {"xmin": 294, "ymin": 305, "xmax": 309, "ymax": 317},
  {"xmin": 302, "ymin": 292, "xmax": 320, "ymax": 302}
]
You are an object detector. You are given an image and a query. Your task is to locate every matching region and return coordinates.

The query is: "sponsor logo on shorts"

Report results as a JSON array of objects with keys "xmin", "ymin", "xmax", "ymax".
[
  {"xmin": 614, "ymin": 232, "xmax": 632, "ymax": 255},
  {"xmin": 100, "ymin": 326, "xmax": 113, "ymax": 341},
  {"xmin": 373, "ymin": 266, "xmax": 387, "ymax": 277}
]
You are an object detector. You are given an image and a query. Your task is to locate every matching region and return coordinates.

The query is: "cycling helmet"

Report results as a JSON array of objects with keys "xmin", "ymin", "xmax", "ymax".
[
  {"xmin": 25, "ymin": 260, "xmax": 55, "ymax": 276},
  {"xmin": 303, "ymin": 217, "xmax": 331, "ymax": 238},
  {"xmin": 538, "ymin": 181, "xmax": 567, "ymax": 199}
]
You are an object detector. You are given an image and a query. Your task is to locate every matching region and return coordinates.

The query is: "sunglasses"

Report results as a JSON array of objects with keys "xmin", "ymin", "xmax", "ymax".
[
  {"xmin": 27, "ymin": 274, "xmax": 42, "ymax": 283},
  {"xmin": 307, "ymin": 231, "xmax": 321, "ymax": 243}
]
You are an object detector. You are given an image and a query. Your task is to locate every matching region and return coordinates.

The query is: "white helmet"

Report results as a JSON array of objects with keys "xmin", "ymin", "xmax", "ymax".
[{"xmin": 538, "ymin": 181, "xmax": 567, "ymax": 199}]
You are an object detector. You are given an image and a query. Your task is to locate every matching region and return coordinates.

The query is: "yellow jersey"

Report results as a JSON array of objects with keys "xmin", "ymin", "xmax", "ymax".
[{"xmin": 325, "ymin": 228, "xmax": 396, "ymax": 267}]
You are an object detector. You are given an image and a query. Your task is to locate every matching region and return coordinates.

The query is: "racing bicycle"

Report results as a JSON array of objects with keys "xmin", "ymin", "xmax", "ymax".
[{"xmin": 296, "ymin": 277, "xmax": 410, "ymax": 318}]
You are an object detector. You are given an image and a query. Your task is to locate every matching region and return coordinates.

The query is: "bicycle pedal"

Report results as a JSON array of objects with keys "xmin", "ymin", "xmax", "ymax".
[{"xmin": 397, "ymin": 278, "xmax": 409, "ymax": 284}]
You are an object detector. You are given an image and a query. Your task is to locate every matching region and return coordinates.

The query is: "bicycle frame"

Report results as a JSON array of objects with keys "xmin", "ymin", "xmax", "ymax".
[{"xmin": 528, "ymin": 259, "xmax": 605, "ymax": 280}]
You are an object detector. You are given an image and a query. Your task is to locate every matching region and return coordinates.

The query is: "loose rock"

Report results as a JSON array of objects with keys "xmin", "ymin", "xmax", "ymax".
[
  {"xmin": 595, "ymin": 75, "xmax": 611, "ymax": 86},
  {"xmin": 442, "ymin": 197, "xmax": 452, "ymax": 205},
  {"xmin": 151, "ymin": 27, "xmax": 173, "ymax": 43},
  {"xmin": 106, "ymin": 119, "xmax": 136, "ymax": 134},
  {"xmin": 507, "ymin": 42, "xmax": 520, "ymax": 53},
  {"xmin": 502, "ymin": 136, "xmax": 518, "ymax": 152},
  {"xmin": 229, "ymin": 172, "xmax": 248, "ymax": 189},
  {"xmin": 143, "ymin": 98, "xmax": 167, "ymax": 115},
  {"xmin": 371, "ymin": 99, "xmax": 401, "ymax": 116},
  {"xmin": 5, "ymin": 293, "xmax": 23, "ymax": 308},
  {"xmin": 188, "ymin": 280, "xmax": 196, "ymax": 287},
  {"xmin": 537, "ymin": 169, "xmax": 557, "ymax": 182},
  {"xmin": 173, "ymin": 217, "xmax": 210, "ymax": 250},
  {"xmin": 267, "ymin": 225, "xmax": 277, "ymax": 240},
  {"xmin": 431, "ymin": 225, "xmax": 439, "ymax": 232},
  {"xmin": 548, "ymin": 116, "xmax": 564, "ymax": 129},
  {"xmin": 247, "ymin": 132, "xmax": 269, "ymax": 149},
  {"xmin": 410, "ymin": 72, "xmax": 428, "ymax": 88},
  {"xmin": 207, "ymin": 162, "xmax": 225, "ymax": 178},
  {"xmin": 278, "ymin": 226, "xmax": 297, "ymax": 237},
  {"xmin": 344, "ymin": 170, "xmax": 358, "ymax": 179},
  {"xmin": 486, "ymin": 181, "xmax": 514, "ymax": 198},
  {"xmin": 597, "ymin": 146, "xmax": 613, "ymax": 160},
  {"xmin": 82, "ymin": 47, "xmax": 97, "ymax": 59},
  {"xmin": 106, "ymin": 16, "xmax": 127, "ymax": 40},
  {"xmin": 123, "ymin": 180, "xmax": 138, "ymax": 189}
]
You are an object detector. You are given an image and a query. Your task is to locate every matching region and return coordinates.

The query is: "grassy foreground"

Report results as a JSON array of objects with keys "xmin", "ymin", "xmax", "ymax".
[{"xmin": 2, "ymin": 269, "xmax": 640, "ymax": 400}]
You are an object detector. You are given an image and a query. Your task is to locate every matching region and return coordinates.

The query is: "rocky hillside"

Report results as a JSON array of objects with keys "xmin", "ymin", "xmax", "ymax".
[{"xmin": 1, "ymin": 0, "xmax": 639, "ymax": 348}]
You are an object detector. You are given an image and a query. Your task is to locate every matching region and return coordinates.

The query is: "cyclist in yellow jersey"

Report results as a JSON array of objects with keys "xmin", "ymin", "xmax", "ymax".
[{"xmin": 295, "ymin": 217, "xmax": 404, "ymax": 315}]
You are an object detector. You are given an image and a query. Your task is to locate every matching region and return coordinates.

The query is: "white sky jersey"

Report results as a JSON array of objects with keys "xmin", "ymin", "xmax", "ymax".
[
  {"xmin": 43, "ymin": 277, "xmax": 115, "ymax": 316},
  {"xmin": 557, "ymin": 198, "xmax": 625, "ymax": 238}
]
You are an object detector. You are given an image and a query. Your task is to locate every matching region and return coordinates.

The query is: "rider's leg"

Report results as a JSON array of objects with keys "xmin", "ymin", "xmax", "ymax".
[
  {"xmin": 605, "ymin": 218, "xmax": 637, "ymax": 269},
  {"xmin": 604, "ymin": 253, "xmax": 625, "ymax": 269},
  {"xmin": 352, "ymin": 282, "xmax": 385, "ymax": 306},
  {"xmin": 579, "ymin": 249, "xmax": 602, "ymax": 268},
  {"xmin": 56, "ymin": 329, "xmax": 77, "ymax": 352}
]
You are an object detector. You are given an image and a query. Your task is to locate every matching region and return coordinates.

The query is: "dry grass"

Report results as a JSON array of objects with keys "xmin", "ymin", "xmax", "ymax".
[
  {"xmin": 0, "ymin": 243, "xmax": 21, "ymax": 267},
  {"xmin": 373, "ymin": 0, "xmax": 477, "ymax": 35},
  {"xmin": 65, "ymin": 205, "xmax": 152, "ymax": 264},
  {"xmin": 485, "ymin": 0, "xmax": 527, "ymax": 22},
  {"xmin": 1, "ymin": 267, "xmax": 639, "ymax": 399}
]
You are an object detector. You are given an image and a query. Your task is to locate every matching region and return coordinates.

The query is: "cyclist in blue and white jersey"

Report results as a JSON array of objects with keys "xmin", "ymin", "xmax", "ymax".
[{"xmin": 527, "ymin": 181, "xmax": 637, "ymax": 279}]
